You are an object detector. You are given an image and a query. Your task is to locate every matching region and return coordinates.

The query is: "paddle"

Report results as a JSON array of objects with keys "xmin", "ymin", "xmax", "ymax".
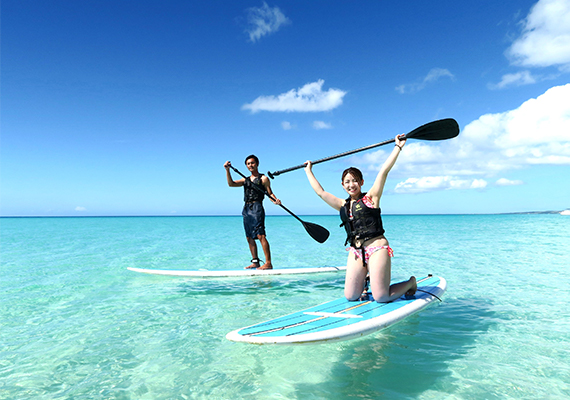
[
  {"xmin": 268, "ymin": 118, "xmax": 460, "ymax": 178},
  {"xmin": 228, "ymin": 164, "xmax": 330, "ymax": 244}
]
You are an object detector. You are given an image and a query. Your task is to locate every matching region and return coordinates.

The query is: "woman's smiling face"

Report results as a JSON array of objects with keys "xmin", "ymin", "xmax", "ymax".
[{"xmin": 342, "ymin": 173, "xmax": 363, "ymax": 198}]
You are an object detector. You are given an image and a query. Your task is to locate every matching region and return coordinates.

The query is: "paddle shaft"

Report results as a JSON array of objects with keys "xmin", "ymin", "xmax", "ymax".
[
  {"xmin": 269, "ymin": 137, "xmax": 396, "ymax": 178},
  {"xmin": 268, "ymin": 118, "xmax": 459, "ymax": 178},
  {"xmin": 228, "ymin": 165, "xmax": 304, "ymax": 223},
  {"xmin": 227, "ymin": 164, "xmax": 330, "ymax": 243}
]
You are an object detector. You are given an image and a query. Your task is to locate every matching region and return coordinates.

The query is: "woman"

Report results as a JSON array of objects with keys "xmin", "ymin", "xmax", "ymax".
[{"xmin": 304, "ymin": 134, "xmax": 416, "ymax": 302}]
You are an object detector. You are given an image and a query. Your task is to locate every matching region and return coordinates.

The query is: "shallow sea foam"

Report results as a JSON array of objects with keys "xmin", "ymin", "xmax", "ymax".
[{"xmin": 1, "ymin": 214, "xmax": 569, "ymax": 399}]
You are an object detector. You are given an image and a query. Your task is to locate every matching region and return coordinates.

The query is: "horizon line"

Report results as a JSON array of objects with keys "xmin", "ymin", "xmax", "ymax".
[{"xmin": 0, "ymin": 210, "xmax": 566, "ymax": 218}]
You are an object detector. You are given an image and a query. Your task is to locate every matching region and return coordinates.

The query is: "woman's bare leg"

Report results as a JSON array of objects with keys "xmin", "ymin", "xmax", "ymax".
[
  {"xmin": 368, "ymin": 249, "xmax": 416, "ymax": 303},
  {"xmin": 344, "ymin": 252, "xmax": 368, "ymax": 300}
]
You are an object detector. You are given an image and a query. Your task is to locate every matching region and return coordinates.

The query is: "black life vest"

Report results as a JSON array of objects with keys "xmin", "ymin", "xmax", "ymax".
[
  {"xmin": 340, "ymin": 193, "xmax": 385, "ymax": 247},
  {"xmin": 243, "ymin": 174, "xmax": 266, "ymax": 203}
]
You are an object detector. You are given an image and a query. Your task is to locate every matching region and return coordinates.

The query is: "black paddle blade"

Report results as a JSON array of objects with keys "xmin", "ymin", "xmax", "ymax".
[
  {"xmin": 405, "ymin": 118, "xmax": 459, "ymax": 141},
  {"xmin": 302, "ymin": 221, "xmax": 330, "ymax": 243}
]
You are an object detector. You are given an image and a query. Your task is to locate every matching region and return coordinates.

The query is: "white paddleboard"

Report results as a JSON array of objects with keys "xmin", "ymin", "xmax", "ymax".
[
  {"xmin": 226, "ymin": 275, "xmax": 446, "ymax": 345},
  {"xmin": 127, "ymin": 266, "xmax": 347, "ymax": 277}
]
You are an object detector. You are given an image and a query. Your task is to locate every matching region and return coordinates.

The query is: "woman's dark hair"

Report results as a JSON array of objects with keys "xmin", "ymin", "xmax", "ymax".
[
  {"xmin": 341, "ymin": 167, "xmax": 363, "ymax": 182},
  {"xmin": 245, "ymin": 154, "xmax": 259, "ymax": 165}
]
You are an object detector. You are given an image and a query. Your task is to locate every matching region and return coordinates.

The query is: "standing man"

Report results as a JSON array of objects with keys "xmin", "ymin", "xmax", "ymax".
[{"xmin": 224, "ymin": 155, "xmax": 281, "ymax": 270}]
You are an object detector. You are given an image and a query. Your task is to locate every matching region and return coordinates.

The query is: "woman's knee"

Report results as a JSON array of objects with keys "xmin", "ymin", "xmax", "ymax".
[
  {"xmin": 345, "ymin": 293, "xmax": 361, "ymax": 301},
  {"xmin": 371, "ymin": 287, "xmax": 391, "ymax": 303},
  {"xmin": 374, "ymin": 294, "xmax": 391, "ymax": 303},
  {"xmin": 344, "ymin": 285, "xmax": 363, "ymax": 301}
]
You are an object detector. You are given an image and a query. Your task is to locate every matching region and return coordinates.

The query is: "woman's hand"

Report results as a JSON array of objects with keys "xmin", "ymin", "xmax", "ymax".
[{"xmin": 395, "ymin": 134, "xmax": 407, "ymax": 150}]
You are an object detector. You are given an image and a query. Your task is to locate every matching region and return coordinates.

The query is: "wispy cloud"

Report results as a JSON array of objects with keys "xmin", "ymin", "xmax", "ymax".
[
  {"xmin": 496, "ymin": 178, "xmax": 524, "ymax": 186},
  {"xmin": 281, "ymin": 121, "xmax": 293, "ymax": 130},
  {"xmin": 493, "ymin": 0, "xmax": 570, "ymax": 88},
  {"xmin": 245, "ymin": 2, "xmax": 290, "ymax": 43},
  {"xmin": 395, "ymin": 68, "xmax": 455, "ymax": 94},
  {"xmin": 313, "ymin": 121, "xmax": 333, "ymax": 130},
  {"xmin": 242, "ymin": 80, "xmax": 347, "ymax": 113},
  {"xmin": 488, "ymin": 70, "xmax": 537, "ymax": 89},
  {"xmin": 75, "ymin": 206, "xmax": 86, "ymax": 211},
  {"xmin": 352, "ymin": 83, "xmax": 570, "ymax": 194}
]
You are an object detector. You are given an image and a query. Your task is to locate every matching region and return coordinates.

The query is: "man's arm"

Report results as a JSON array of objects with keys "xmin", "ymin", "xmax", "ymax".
[
  {"xmin": 224, "ymin": 161, "xmax": 245, "ymax": 187},
  {"xmin": 262, "ymin": 176, "xmax": 281, "ymax": 205}
]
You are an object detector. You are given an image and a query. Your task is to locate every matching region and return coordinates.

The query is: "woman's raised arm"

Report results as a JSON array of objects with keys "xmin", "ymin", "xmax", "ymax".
[
  {"xmin": 304, "ymin": 161, "xmax": 344, "ymax": 211},
  {"xmin": 367, "ymin": 135, "xmax": 407, "ymax": 203}
]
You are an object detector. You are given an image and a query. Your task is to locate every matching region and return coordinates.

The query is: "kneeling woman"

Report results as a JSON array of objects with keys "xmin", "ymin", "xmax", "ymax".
[{"xmin": 304, "ymin": 134, "xmax": 416, "ymax": 303}]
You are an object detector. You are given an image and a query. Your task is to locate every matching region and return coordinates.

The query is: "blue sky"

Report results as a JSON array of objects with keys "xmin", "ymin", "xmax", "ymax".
[{"xmin": 2, "ymin": 0, "xmax": 569, "ymax": 216}]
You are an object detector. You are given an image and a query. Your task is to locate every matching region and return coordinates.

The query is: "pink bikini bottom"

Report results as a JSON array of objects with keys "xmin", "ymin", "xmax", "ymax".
[{"xmin": 347, "ymin": 245, "xmax": 394, "ymax": 263}]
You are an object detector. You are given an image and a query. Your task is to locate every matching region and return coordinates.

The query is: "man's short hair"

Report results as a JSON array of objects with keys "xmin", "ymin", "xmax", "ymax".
[{"xmin": 245, "ymin": 154, "xmax": 259, "ymax": 165}]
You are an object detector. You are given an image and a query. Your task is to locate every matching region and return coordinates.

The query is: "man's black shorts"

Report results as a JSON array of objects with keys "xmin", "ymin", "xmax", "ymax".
[{"xmin": 242, "ymin": 201, "xmax": 266, "ymax": 239}]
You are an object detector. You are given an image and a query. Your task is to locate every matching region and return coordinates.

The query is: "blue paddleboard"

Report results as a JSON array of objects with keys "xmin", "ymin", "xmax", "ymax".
[{"xmin": 226, "ymin": 275, "xmax": 446, "ymax": 345}]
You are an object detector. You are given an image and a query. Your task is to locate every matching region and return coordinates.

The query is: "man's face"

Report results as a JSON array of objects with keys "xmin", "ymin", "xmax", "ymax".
[{"xmin": 246, "ymin": 158, "xmax": 258, "ymax": 172}]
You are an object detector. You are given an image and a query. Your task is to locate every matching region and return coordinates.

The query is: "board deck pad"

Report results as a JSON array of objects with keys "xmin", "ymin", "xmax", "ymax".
[
  {"xmin": 127, "ymin": 266, "xmax": 346, "ymax": 277},
  {"xmin": 226, "ymin": 275, "xmax": 446, "ymax": 345}
]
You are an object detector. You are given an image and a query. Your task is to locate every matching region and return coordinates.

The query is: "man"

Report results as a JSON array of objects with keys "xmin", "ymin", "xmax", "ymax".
[{"xmin": 224, "ymin": 155, "xmax": 281, "ymax": 269}]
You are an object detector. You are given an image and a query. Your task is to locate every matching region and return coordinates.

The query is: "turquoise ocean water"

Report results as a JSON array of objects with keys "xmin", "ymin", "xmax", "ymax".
[{"xmin": 1, "ymin": 214, "xmax": 569, "ymax": 399}]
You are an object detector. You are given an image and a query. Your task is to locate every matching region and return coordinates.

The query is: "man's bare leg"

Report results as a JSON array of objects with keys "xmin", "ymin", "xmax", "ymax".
[
  {"xmin": 245, "ymin": 237, "xmax": 261, "ymax": 269},
  {"xmin": 257, "ymin": 235, "xmax": 273, "ymax": 270}
]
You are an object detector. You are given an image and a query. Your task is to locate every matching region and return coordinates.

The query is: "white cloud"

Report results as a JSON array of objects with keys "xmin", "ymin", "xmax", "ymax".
[
  {"xmin": 506, "ymin": 0, "xmax": 570, "ymax": 70},
  {"xmin": 396, "ymin": 68, "xmax": 455, "ymax": 94},
  {"xmin": 351, "ymin": 84, "xmax": 570, "ymax": 194},
  {"xmin": 313, "ymin": 121, "xmax": 332, "ymax": 130},
  {"xmin": 245, "ymin": 2, "xmax": 290, "ymax": 43},
  {"xmin": 75, "ymin": 206, "xmax": 86, "ymax": 211},
  {"xmin": 394, "ymin": 176, "xmax": 488, "ymax": 194},
  {"xmin": 436, "ymin": 84, "xmax": 570, "ymax": 170},
  {"xmin": 494, "ymin": 0, "xmax": 570, "ymax": 88},
  {"xmin": 496, "ymin": 178, "xmax": 524, "ymax": 186},
  {"xmin": 488, "ymin": 70, "xmax": 537, "ymax": 89},
  {"xmin": 281, "ymin": 121, "xmax": 293, "ymax": 130},
  {"xmin": 242, "ymin": 80, "xmax": 347, "ymax": 113}
]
